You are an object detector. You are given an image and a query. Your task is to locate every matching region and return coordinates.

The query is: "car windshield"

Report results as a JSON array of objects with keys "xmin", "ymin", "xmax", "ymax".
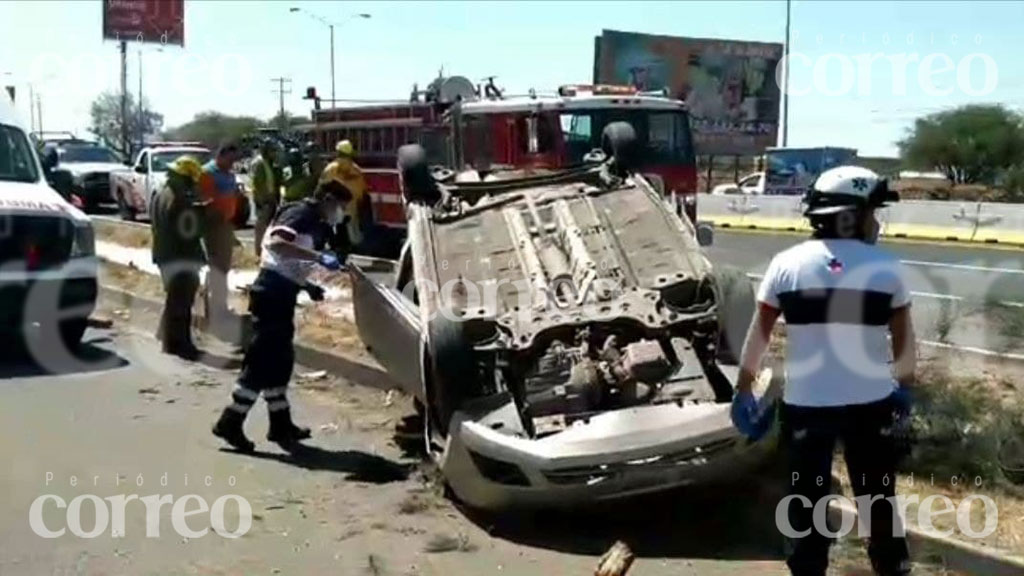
[
  {"xmin": 151, "ymin": 151, "xmax": 212, "ymax": 172},
  {"xmin": 60, "ymin": 145, "xmax": 120, "ymax": 163},
  {"xmin": 0, "ymin": 124, "xmax": 40, "ymax": 183},
  {"xmin": 559, "ymin": 109, "xmax": 695, "ymax": 166}
]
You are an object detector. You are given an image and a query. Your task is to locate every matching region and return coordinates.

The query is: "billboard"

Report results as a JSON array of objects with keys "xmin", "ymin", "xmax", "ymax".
[
  {"xmin": 103, "ymin": 0, "xmax": 184, "ymax": 46},
  {"xmin": 594, "ymin": 29, "xmax": 783, "ymax": 156}
]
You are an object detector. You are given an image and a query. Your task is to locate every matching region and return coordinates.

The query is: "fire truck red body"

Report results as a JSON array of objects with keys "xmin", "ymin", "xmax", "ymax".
[{"xmin": 306, "ymin": 78, "xmax": 698, "ymax": 231}]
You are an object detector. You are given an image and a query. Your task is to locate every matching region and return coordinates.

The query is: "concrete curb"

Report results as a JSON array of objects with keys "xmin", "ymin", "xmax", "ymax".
[
  {"xmin": 709, "ymin": 217, "xmax": 1024, "ymax": 247},
  {"xmin": 97, "ymin": 284, "xmax": 398, "ymax": 393},
  {"xmin": 826, "ymin": 484, "xmax": 1024, "ymax": 575}
]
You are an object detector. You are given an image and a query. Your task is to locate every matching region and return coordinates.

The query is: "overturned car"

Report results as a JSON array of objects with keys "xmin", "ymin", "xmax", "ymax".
[{"xmin": 351, "ymin": 123, "xmax": 777, "ymax": 509}]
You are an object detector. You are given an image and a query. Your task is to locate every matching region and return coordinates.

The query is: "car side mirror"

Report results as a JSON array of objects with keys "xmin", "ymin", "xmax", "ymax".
[
  {"xmin": 134, "ymin": 164, "xmax": 148, "ymax": 174},
  {"xmin": 696, "ymin": 222, "xmax": 714, "ymax": 247}
]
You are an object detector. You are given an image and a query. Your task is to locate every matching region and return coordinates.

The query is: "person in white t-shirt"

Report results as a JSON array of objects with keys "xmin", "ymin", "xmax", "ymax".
[{"xmin": 731, "ymin": 166, "xmax": 916, "ymax": 576}]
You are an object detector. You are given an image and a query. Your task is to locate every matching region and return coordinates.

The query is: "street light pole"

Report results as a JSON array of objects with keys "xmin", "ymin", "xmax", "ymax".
[
  {"xmin": 781, "ymin": 0, "xmax": 792, "ymax": 147},
  {"xmin": 330, "ymin": 23, "xmax": 335, "ymax": 105},
  {"xmin": 290, "ymin": 8, "xmax": 370, "ymax": 107}
]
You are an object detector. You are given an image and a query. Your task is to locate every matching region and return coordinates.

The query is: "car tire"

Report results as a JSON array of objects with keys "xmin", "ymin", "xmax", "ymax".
[
  {"xmin": 59, "ymin": 318, "xmax": 88, "ymax": 352},
  {"xmin": 398, "ymin": 144, "xmax": 441, "ymax": 205},
  {"xmin": 601, "ymin": 121, "xmax": 640, "ymax": 173},
  {"xmin": 116, "ymin": 190, "xmax": 136, "ymax": 221},
  {"xmin": 426, "ymin": 312, "xmax": 479, "ymax": 437},
  {"xmin": 713, "ymin": 265, "xmax": 756, "ymax": 366}
]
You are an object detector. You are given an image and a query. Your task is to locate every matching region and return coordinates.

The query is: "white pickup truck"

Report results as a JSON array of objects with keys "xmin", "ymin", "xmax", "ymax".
[
  {"xmin": 710, "ymin": 171, "xmax": 765, "ymax": 196},
  {"xmin": 110, "ymin": 144, "xmax": 253, "ymax": 227}
]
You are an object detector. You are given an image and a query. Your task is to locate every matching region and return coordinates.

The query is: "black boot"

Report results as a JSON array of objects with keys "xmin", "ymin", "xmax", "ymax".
[
  {"xmin": 267, "ymin": 408, "xmax": 311, "ymax": 447},
  {"xmin": 212, "ymin": 409, "xmax": 255, "ymax": 453}
]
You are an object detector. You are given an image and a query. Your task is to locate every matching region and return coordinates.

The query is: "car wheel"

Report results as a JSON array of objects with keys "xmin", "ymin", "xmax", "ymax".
[
  {"xmin": 713, "ymin": 265, "xmax": 756, "ymax": 366},
  {"xmin": 426, "ymin": 312, "xmax": 480, "ymax": 437},
  {"xmin": 116, "ymin": 190, "xmax": 136, "ymax": 221},
  {"xmin": 601, "ymin": 121, "xmax": 640, "ymax": 173},
  {"xmin": 398, "ymin": 144, "xmax": 441, "ymax": 205},
  {"xmin": 59, "ymin": 318, "xmax": 88, "ymax": 352}
]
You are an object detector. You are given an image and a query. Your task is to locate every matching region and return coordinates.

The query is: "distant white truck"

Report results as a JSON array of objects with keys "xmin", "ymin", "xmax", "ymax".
[
  {"xmin": 711, "ymin": 172, "xmax": 764, "ymax": 195},
  {"xmin": 110, "ymin": 143, "xmax": 253, "ymax": 227}
]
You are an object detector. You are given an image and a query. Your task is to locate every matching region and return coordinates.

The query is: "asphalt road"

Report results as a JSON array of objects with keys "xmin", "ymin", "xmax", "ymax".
[
  {"xmin": 0, "ymin": 323, "xmax": 804, "ymax": 575},
  {"xmin": 705, "ymin": 229, "xmax": 1024, "ymax": 355}
]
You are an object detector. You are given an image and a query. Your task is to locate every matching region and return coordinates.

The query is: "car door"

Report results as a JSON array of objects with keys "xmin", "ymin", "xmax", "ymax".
[
  {"xmin": 349, "ymin": 257, "xmax": 424, "ymax": 399},
  {"xmin": 132, "ymin": 151, "xmax": 148, "ymax": 209}
]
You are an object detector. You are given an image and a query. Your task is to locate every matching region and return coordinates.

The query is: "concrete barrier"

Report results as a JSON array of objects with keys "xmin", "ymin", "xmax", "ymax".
[
  {"xmin": 700, "ymin": 194, "xmax": 809, "ymax": 232},
  {"xmin": 973, "ymin": 202, "xmax": 1024, "ymax": 246},
  {"xmin": 698, "ymin": 195, "xmax": 1024, "ymax": 246},
  {"xmin": 884, "ymin": 200, "xmax": 981, "ymax": 242}
]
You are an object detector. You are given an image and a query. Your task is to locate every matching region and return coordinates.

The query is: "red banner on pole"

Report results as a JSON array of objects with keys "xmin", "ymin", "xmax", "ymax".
[{"xmin": 102, "ymin": 0, "xmax": 185, "ymax": 46}]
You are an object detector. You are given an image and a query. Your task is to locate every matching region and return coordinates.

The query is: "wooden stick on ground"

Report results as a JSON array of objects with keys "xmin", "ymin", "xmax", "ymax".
[{"xmin": 595, "ymin": 541, "xmax": 634, "ymax": 576}]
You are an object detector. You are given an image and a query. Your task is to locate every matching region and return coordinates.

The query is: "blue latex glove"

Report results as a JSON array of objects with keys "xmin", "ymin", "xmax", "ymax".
[
  {"xmin": 317, "ymin": 252, "xmax": 343, "ymax": 271},
  {"xmin": 731, "ymin": 390, "xmax": 776, "ymax": 441}
]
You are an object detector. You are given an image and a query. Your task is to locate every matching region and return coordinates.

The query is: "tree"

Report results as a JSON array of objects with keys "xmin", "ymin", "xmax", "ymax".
[
  {"xmin": 88, "ymin": 91, "xmax": 164, "ymax": 159},
  {"xmin": 898, "ymin": 105, "xmax": 1024, "ymax": 185},
  {"xmin": 269, "ymin": 111, "xmax": 310, "ymax": 132},
  {"xmin": 162, "ymin": 111, "xmax": 264, "ymax": 150}
]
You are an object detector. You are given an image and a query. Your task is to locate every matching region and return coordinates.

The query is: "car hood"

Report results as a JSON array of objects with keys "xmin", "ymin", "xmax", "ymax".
[
  {"xmin": 62, "ymin": 162, "xmax": 125, "ymax": 175},
  {"xmin": 0, "ymin": 180, "xmax": 89, "ymax": 223}
]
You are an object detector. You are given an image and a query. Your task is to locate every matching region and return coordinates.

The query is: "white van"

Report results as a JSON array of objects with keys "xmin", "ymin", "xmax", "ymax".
[{"xmin": 0, "ymin": 96, "xmax": 98, "ymax": 348}]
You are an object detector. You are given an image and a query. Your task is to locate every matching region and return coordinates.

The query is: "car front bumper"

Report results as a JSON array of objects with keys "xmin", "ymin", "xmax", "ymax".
[
  {"xmin": 442, "ymin": 401, "xmax": 776, "ymax": 510},
  {"xmin": 0, "ymin": 264, "xmax": 99, "ymax": 330}
]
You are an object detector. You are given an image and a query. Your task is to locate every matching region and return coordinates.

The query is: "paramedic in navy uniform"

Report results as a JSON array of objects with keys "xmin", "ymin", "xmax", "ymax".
[{"xmin": 730, "ymin": 166, "xmax": 917, "ymax": 576}]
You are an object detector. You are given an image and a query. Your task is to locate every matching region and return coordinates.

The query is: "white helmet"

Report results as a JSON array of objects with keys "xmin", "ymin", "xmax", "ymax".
[{"xmin": 804, "ymin": 165, "xmax": 898, "ymax": 216}]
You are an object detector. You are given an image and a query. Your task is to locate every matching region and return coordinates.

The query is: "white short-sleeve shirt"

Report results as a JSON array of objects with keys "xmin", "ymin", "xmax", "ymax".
[{"xmin": 757, "ymin": 239, "xmax": 910, "ymax": 407}]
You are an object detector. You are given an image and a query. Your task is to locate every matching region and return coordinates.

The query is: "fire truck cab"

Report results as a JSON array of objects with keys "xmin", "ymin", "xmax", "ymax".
[
  {"xmin": 306, "ymin": 78, "xmax": 699, "ymax": 254},
  {"xmin": 450, "ymin": 84, "xmax": 698, "ymax": 222}
]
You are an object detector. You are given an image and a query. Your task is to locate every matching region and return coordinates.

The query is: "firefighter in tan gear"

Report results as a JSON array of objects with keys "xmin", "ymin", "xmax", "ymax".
[{"xmin": 320, "ymin": 139, "xmax": 370, "ymax": 250}]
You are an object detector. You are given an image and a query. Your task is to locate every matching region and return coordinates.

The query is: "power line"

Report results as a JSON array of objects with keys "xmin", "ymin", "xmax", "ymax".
[{"xmin": 270, "ymin": 77, "xmax": 292, "ymax": 125}]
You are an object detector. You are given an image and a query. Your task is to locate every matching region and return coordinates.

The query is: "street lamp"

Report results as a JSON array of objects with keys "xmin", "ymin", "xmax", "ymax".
[{"xmin": 289, "ymin": 7, "xmax": 371, "ymax": 106}]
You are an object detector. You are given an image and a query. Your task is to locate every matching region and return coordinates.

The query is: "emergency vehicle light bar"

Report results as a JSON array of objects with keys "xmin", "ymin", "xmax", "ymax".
[
  {"xmin": 148, "ymin": 141, "xmax": 205, "ymax": 148},
  {"xmin": 557, "ymin": 84, "xmax": 639, "ymax": 97}
]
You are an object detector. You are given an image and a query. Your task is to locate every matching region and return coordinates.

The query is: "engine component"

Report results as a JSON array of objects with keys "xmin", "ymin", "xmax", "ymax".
[{"xmin": 622, "ymin": 339, "xmax": 672, "ymax": 384}]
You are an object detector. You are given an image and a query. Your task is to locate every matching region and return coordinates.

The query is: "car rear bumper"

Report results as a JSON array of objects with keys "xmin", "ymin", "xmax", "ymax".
[{"xmin": 443, "ymin": 402, "xmax": 776, "ymax": 510}]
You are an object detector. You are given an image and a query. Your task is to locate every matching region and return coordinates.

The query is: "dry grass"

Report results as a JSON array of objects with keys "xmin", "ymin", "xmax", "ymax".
[
  {"xmin": 94, "ymin": 218, "xmax": 260, "ymax": 270},
  {"xmin": 769, "ymin": 328, "xmax": 1024, "ymax": 556}
]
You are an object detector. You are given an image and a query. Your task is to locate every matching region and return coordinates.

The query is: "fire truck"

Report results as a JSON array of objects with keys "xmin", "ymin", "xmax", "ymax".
[{"xmin": 305, "ymin": 76, "xmax": 698, "ymax": 234}]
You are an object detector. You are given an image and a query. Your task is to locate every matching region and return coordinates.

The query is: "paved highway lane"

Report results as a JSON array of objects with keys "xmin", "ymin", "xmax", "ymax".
[
  {"xmin": 706, "ymin": 230, "xmax": 1024, "ymax": 355},
  {"xmin": 706, "ymin": 229, "xmax": 1024, "ymax": 305}
]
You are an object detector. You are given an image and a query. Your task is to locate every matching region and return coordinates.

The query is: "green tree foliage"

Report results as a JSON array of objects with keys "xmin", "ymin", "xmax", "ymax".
[
  {"xmin": 88, "ymin": 91, "xmax": 164, "ymax": 159},
  {"xmin": 898, "ymin": 105, "xmax": 1024, "ymax": 185},
  {"xmin": 162, "ymin": 111, "xmax": 264, "ymax": 150}
]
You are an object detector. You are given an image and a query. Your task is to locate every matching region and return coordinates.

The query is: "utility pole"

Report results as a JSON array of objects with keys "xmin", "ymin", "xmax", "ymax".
[
  {"xmin": 36, "ymin": 94, "xmax": 43, "ymax": 135},
  {"xmin": 781, "ymin": 0, "xmax": 792, "ymax": 147},
  {"xmin": 138, "ymin": 50, "xmax": 144, "ymax": 151},
  {"xmin": 28, "ymin": 84, "xmax": 36, "ymax": 133},
  {"xmin": 120, "ymin": 40, "xmax": 129, "ymax": 157},
  {"xmin": 270, "ymin": 77, "xmax": 292, "ymax": 129}
]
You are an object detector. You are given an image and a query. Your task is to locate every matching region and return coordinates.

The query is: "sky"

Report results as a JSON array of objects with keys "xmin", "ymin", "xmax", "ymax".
[{"xmin": 2, "ymin": 0, "xmax": 1023, "ymax": 157}]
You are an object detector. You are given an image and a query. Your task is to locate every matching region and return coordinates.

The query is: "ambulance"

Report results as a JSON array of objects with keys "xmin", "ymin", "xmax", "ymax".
[{"xmin": 0, "ymin": 95, "xmax": 98, "ymax": 349}]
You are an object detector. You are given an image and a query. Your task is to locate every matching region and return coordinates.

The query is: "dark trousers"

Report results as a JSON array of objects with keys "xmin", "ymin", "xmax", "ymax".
[
  {"xmin": 782, "ymin": 395, "xmax": 910, "ymax": 576},
  {"xmin": 230, "ymin": 270, "xmax": 301, "ymax": 415},
  {"xmin": 158, "ymin": 266, "xmax": 199, "ymax": 349}
]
